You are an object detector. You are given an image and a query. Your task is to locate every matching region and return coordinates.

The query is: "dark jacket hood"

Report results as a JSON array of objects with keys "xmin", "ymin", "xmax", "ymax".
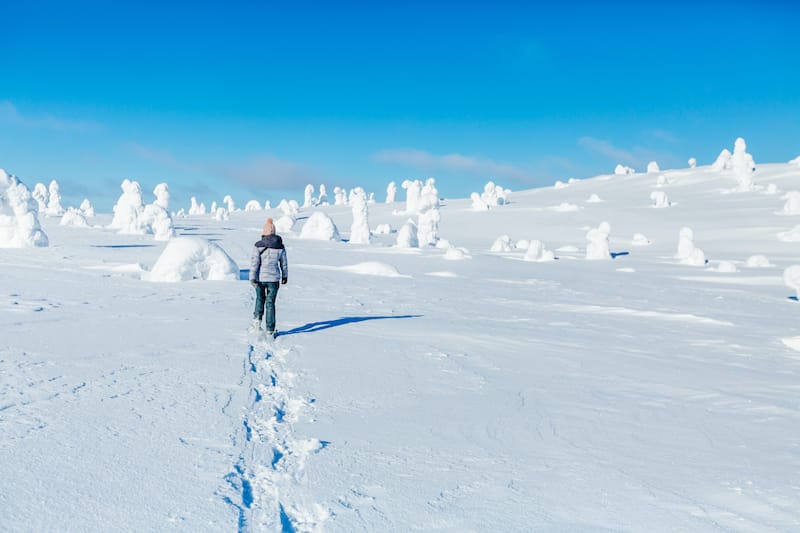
[{"xmin": 256, "ymin": 234, "xmax": 284, "ymax": 250}]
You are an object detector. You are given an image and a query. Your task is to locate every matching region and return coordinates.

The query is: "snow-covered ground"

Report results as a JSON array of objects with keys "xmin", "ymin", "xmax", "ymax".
[{"xmin": 3, "ymin": 159, "xmax": 800, "ymax": 532}]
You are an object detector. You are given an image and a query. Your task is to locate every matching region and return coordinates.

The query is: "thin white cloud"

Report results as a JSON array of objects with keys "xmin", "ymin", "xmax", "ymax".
[
  {"xmin": 577, "ymin": 137, "xmax": 637, "ymax": 164},
  {"xmin": 374, "ymin": 148, "xmax": 532, "ymax": 181},
  {"xmin": 213, "ymin": 155, "xmax": 317, "ymax": 190},
  {"xmin": 0, "ymin": 100, "xmax": 102, "ymax": 132}
]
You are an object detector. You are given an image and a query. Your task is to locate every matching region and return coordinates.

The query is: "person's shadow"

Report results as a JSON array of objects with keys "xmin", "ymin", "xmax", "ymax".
[{"xmin": 277, "ymin": 315, "xmax": 421, "ymax": 337}]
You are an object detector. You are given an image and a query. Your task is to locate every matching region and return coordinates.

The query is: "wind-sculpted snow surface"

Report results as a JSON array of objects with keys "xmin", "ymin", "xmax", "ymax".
[{"xmin": 6, "ymin": 158, "xmax": 800, "ymax": 532}]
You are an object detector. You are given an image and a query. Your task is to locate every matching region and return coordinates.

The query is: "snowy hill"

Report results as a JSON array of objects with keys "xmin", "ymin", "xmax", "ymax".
[{"xmin": 3, "ymin": 155, "xmax": 800, "ymax": 531}]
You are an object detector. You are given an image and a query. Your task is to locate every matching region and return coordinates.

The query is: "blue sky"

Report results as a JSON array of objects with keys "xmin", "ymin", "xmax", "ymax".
[{"xmin": 1, "ymin": 0, "xmax": 798, "ymax": 209}]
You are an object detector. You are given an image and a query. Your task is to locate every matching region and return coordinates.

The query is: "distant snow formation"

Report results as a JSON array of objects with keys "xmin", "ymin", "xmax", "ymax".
[
  {"xmin": 614, "ymin": 164, "xmax": 635, "ymax": 175},
  {"xmin": 32, "ymin": 183, "xmax": 48, "ymax": 213},
  {"xmin": 779, "ymin": 192, "xmax": 800, "ymax": 215},
  {"xmin": 777, "ymin": 225, "xmax": 800, "ymax": 242},
  {"xmin": 373, "ymin": 223, "xmax": 392, "ymax": 235},
  {"xmin": 585, "ymin": 222, "xmax": 611, "ymax": 260},
  {"xmin": 524, "ymin": 240, "xmax": 556, "ymax": 262},
  {"xmin": 586, "ymin": 194, "xmax": 603, "ymax": 203},
  {"xmin": 386, "ymin": 181, "xmax": 397, "ymax": 203},
  {"xmin": 396, "ymin": 219, "xmax": 419, "ymax": 248},
  {"xmin": 223, "ymin": 195, "xmax": 236, "ymax": 213},
  {"xmin": 731, "ymin": 137, "xmax": 756, "ymax": 192},
  {"xmin": 80, "ymin": 198, "xmax": 95, "ymax": 218},
  {"xmin": 650, "ymin": 190, "xmax": 671, "ymax": 208},
  {"xmin": 244, "ymin": 200, "xmax": 262, "ymax": 211},
  {"xmin": 675, "ymin": 226, "xmax": 706, "ymax": 266},
  {"xmin": 46, "ymin": 180, "xmax": 65, "ymax": 217},
  {"xmin": 278, "ymin": 199, "xmax": 300, "ymax": 216},
  {"xmin": 745, "ymin": 255, "xmax": 773, "ymax": 268},
  {"xmin": 0, "ymin": 168, "xmax": 49, "ymax": 248},
  {"xmin": 688, "ymin": 157, "xmax": 697, "ymax": 168},
  {"xmin": 303, "ymin": 184, "xmax": 314, "ymax": 208},
  {"xmin": 470, "ymin": 192, "xmax": 489, "ymax": 211},
  {"xmin": 646, "ymin": 161, "xmax": 660, "ymax": 173},
  {"xmin": 417, "ymin": 183, "xmax": 441, "ymax": 247},
  {"xmin": 553, "ymin": 180, "xmax": 568, "ymax": 189},
  {"xmin": 275, "ymin": 215, "xmax": 295, "ymax": 233},
  {"xmin": 189, "ymin": 197, "xmax": 206, "ymax": 215},
  {"xmin": 631, "ymin": 233, "xmax": 651, "ymax": 246},
  {"xmin": 783, "ymin": 265, "xmax": 800, "ymax": 299},
  {"xmin": 60, "ymin": 207, "xmax": 89, "ymax": 228},
  {"xmin": 299, "ymin": 211, "xmax": 341, "ymax": 241},
  {"xmin": 154, "ymin": 183, "xmax": 170, "ymax": 210},
  {"xmin": 490, "ymin": 235, "xmax": 514, "ymax": 252},
  {"xmin": 146, "ymin": 237, "xmax": 238, "ymax": 282},
  {"xmin": 349, "ymin": 187, "xmax": 371, "ymax": 244},
  {"xmin": 109, "ymin": 179, "xmax": 147, "ymax": 234},
  {"xmin": 402, "ymin": 179, "xmax": 422, "ymax": 214}
]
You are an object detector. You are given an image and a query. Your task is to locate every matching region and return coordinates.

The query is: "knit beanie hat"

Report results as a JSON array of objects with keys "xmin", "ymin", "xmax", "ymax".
[{"xmin": 262, "ymin": 218, "xmax": 276, "ymax": 235}]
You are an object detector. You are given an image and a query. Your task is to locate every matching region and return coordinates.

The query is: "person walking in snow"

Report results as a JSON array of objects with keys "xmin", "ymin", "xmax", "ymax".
[{"xmin": 249, "ymin": 218, "xmax": 288, "ymax": 336}]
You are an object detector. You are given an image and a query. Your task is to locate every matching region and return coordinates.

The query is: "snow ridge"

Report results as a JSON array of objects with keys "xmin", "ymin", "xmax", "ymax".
[{"xmin": 225, "ymin": 340, "xmax": 329, "ymax": 532}]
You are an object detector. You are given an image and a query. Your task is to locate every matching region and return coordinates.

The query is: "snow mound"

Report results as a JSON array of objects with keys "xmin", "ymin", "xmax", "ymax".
[
  {"xmin": 784, "ymin": 265, "xmax": 800, "ymax": 298},
  {"xmin": 551, "ymin": 202, "xmax": 581, "ymax": 212},
  {"xmin": 781, "ymin": 337, "xmax": 800, "ymax": 352},
  {"xmin": 656, "ymin": 175, "xmax": 670, "ymax": 187},
  {"xmin": 490, "ymin": 235, "xmax": 514, "ymax": 252},
  {"xmin": 675, "ymin": 227, "xmax": 707, "ymax": 266},
  {"xmin": 712, "ymin": 261, "xmax": 738, "ymax": 273},
  {"xmin": 145, "ymin": 237, "xmax": 238, "ymax": 282},
  {"xmin": 553, "ymin": 180, "xmax": 568, "ymax": 189},
  {"xmin": 586, "ymin": 194, "xmax": 603, "ymax": 203},
  {"xmin": 0, "ymin": 169, "xmax": 49, "ymax": 247},
  {"xmin": 777, "ymin": 225, "xmax": 800, "ymax": 242},
  {"xmin": 646, "ymin": 161, "xmax": 660, "ymax": 173},
  {"xmin": 688, "ymin": 157, "xmax": 697, "ymax": 168},
  {"xmin": 556, "ymin": 245, "xmax": 579, "ymax": 253},
  {"xmin": 300, "ymin": 212, "xmax": 341, "ymax": 241},
  {"xmin": 778, "ymin": 191, "xmax": 800, "ymax": 215},
  {"xmin": 764, "ymin": 184, "xmax": 779, "ymax": 195},
  {"xmin": 60, "ymin": 207, "xmax": 89, "ymax": 228},
  {"xmin": 650, "ymin": 190, "xmax": 671, "ymax": 208},
  {"xmin": 396, "ymin": 219, "xmax": 419, "ymax": 248},
  {"xmin": 631, "ymin": 233, "xmax": 651, "ymax": 246},
  {"xmin": 745, "ymin": 255, "xmax": 773, "ymax": 268},
  {"xmin": 443, "ymin": 247, "xmax": 470, "ymax": 261},
  {"xmin": 524, "ymin": 240, "xmax": 556, "ymax": 262},
  {"xmin": 373, "ymin": 224, "xmax": 392, "ymax": 235},
  {"xmin": 275, "ymin": 215, "xmax": 296, "ymax": 233},
  {"xmin": 341, "ymin": 261, "xmax": 404, "ymax": 277},
  {"xmin": 615, "ymin": 164, "xmax": 635, "ymax": 175},
  {"xmin": 470, "ymin": 192, "xmax": 489, "ymax": 211}
]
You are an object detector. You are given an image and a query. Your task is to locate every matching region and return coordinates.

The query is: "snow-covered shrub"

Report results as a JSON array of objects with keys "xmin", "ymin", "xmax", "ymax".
[
  {"xmin": 275, "ymin": 214, "xmax": 295, "ymax": 233},
  {"xmin": 145, "ymin": 237, "xmax": 238, "ymax": 282},
  {"xmin": 443, "ymin": 247, "xmax": 469, "ymax": 261},
  {"xmin": 631, "ymin": 233, "xmax": 651, "ymax": 246},
  {"xmin": 396, "ymin": 219, "xmax": 418, "ymax": 248},
  {"xmin": 0, "ymin": 169, "xmax": 49, "ymax": 247},
  {"xmin": 223, "ymin": 195, "xmax": 236, "ymax": 213},
  {"xmin": 515, "ymin": 239, "xmax": 530, "ymax": 250},
  {"xmin": 386, "ymin": 181, "xmax": 397, "ymax": 203},
  {"xmin": 109, "ymin": 179, "xmax": 147, "ymax": 234},
  {"xmin": 585, "ymin": 222, "xmax": 611, "ymax": 260},
  {"xmin": 46, "ymin": 180, "xmax": 65, "ymax": 216},
  {"xmin": 470, "ymin": 192, "xmax": 489, "ymax": 211},
  {"xmin": 682, "ymin": 248, "xmax": 707, "ymax": 266},
  {"xmin": 79, "ymin": 198, "xmax": 95, "ymax": 218},
  {"xmin": 416, "ymin": 189, "xmax": 440, "ymax": 247},
  {"xmin": 765, "ymin": 184, "xmax": 779, "ymax": 195},
  {"xmin": 688, "ymin": 157, "xmax": 697, "ymax": 168},
  {"xmin": 60, "ymin": 207, "xmax": 89, "ymax": 228},
  {"xmin": 210, "ymin": 200, "xmax": 218, "ymax": 213},
  {"xmin": 745, "ymin": 255, "xmax": 773, "ymax": 268},
  {"xmin": 349, "ymin": 187, "xmax": 370, "ymax": 244},
  {"xmin": 656, "ymin": 175, "xmax": 670, "ymax": 187},
  {"xmin": 373, "ymin": 223, "xmax": 392, "ymax": 235},
  {"xmin": 244, "ymin": 200, "xmax": 262, "ymax": 211},
  {"xmin": 586, "ymin": 194, "xmax": 603, "ymax": 203},
  {"xmin": 779, "ymin": 191, "xmax": 800, "ymax": 215},
  {"xmin": 650, "ymin": 190, "xmax": 671, "ymax": 208},
  {"xmin": 299, "ymin": 211, "xmax": 341, "ymax": 241},
  {"xmin": 278, "ymin": 199, "xmax": 299, "ymax": 216},
  {"xmin": 524, "ymin": 240, "xmax": 555, "ymax": 262},
  {"xmin": 784, "ymin": 265, "xmax": 800, "ymax": 299},
  {"xmin": 303, "ymin": 184, "xmax": 314, "ymax": 208},
  {"xmin": 32, "ymin": 183, "xmax": 48, "ymax": 213},
  {"xmin": 189, "ymin": 197, "xmax": 206, "ymax": 215},
  {"xmin": 153, "ymin": 183, "xmax": 170, "ymax": 210},
  {"xmin": 490, "ymin": 235, "xmax": 514, "ymax": 252},
  {"xmin": 646, "ymin": 161, "xmax": 660, "ymax": 173},
  {"xmin": 614, "ymin": 164, "xmax": 634, "ymax": 175},
  {"xmin": 263, "ymin": 200, "xmax": 271, "ymax": 210},
  {"xmin": 553, "ymin": 180, "xmax": 568, "ymax": 189}
]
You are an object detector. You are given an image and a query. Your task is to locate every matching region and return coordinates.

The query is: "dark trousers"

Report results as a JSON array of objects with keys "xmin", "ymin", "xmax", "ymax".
[{"xmin": 253, "ymin": 281, "xmax": 280, "ymax": 332}]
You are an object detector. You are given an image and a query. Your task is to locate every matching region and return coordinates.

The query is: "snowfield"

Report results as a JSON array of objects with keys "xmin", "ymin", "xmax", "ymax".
[{"xmin": 3, "ymin": 159, "xmax": 800, "ymax": 532}]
